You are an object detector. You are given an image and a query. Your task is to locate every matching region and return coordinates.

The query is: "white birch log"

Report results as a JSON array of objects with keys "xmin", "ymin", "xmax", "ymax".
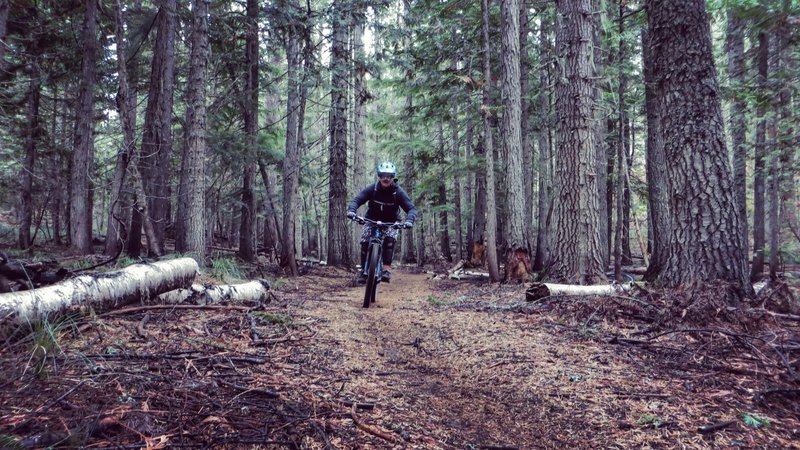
[
  {"xmin": 159, "ymin": 280, "xmax": 271, "ymax": 304},
  {"xmin": 0, "ymin": 258, "xmax": 199, "ymax": 326},
  {"xmin": 526, "ymin": 282, "xmax": 635, "ymax": 302}
]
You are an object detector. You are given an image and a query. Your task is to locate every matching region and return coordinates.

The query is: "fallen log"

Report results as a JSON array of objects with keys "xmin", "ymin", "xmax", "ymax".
[
  {"xmin": 0, "ymin": 258, "xmax": 199, "ymax": 327},
  {"xmin": 159, "ymin": 279, "xmax": 271, "ymax": 304},
  {"xmin": 526, "ymin": 282, "xmax": 635, "ymax": 302}
]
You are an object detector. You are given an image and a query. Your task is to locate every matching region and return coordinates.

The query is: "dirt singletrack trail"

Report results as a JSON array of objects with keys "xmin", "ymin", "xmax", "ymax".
[{"xmin": 279, "ymin": 267, "xmax": 721, "ymax": 449}]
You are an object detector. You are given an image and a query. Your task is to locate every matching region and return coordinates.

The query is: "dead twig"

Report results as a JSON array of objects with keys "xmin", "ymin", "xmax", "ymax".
[
  {"xmin": 349, "ymin": 404, "xmax": 399, "ymax": 443},
  {"xmin": 697, "ymin": 420, "xmax": 736, "ymax": 434},
  {"xmin": 101, "ymin": 304, "xmax": 251, "ymax": 316}
]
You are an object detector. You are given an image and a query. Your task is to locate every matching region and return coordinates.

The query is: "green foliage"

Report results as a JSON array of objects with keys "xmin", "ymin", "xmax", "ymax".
[
  {"xmin": 251, "ymin": 311, "xmax": 293, "ymax": 326},
  {"xmin": 636, "ymin": 414, "xmax": 662, "ymax": 427},
  {"xmin": 210, "ymin": 258, "xmax": 243, "ymax": 282},
  {"xmin": 25, "ymin": 317, "xmax": 71, "ymax": 379},
  {"xmin": 114, "ymin": 256, "xmax": 138, "ymax": 269},
  {"xmin": 741, "ymin": 413, "xmax": 770, "ymax": 429},
  {"xmin": 425, "ymin": 294, "xmax": 445, "ymax": 306},
  {"xmin": 0, "ymin": 435, "xmax": 25, "ymax": 450}
]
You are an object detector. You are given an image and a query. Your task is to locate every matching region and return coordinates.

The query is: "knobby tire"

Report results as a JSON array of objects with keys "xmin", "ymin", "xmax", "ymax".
[{"xmin": 363, "ymin": 242, "xmax": 380, "ymax": 308}]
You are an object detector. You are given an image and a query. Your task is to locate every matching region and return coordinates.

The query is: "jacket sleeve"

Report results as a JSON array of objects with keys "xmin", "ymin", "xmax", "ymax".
[
  {"xmin": 347, "ymin": 185, "xmax": 371, "ymax": 214},
  {"xmin": 397, "ymin": 187, "xmax": 417, "ymax": 224}
]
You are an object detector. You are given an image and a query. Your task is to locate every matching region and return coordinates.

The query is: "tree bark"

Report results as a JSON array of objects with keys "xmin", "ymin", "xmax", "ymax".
[
  {"xmin": 105, "ymin": 0, "xmax": 135, "ymax": 257},
  {"xmin": 176, "ymin": 0, "xmax": 209, "ymax": 262},
  {"xmin": 0, "ymin": 258, "xmax": 199, "ymax": 328},
  {"xmin": 138, "ymin": 0, "xmax": 176, "ymax": 251},
  {"xmin": 642, "ymin": 28, "xmax": 670, "ymax": 282},
  {"xmin": 326, "ymin": 0, "xmax": 351, "ymax": 266},
  {"xmin": 501, "ymin": 0, "xmax": 530, "ymax": 281},
  {"xmin": 549, "ymin": 0, "xmax": 605, "ymax": 285},
  {"xmin": 159, "ymin": 279, "xmax": 270, "ymax": 305},
  {"xmin": 533, "ymin": 9, "xmax": 554, "ymax": 272},
  {"xmin": 69, "ymin": 0, "xmax": 98, "ymax": 255},
  {"xmin": 726, "ymin": 8, "xmax": 748, "ymax": 263},
  {"xmin": 436, "ymin": 121, "xmax": 451, "ymax": 262},
  {"xmin": 646, "ymin": 0, "xmax": 750, "ymax": 294},
  {"xmin": 520, "ymin": 0, "xmax": 534, "ymax": 255},
  {"xmin": 481, "ymin": 0, "xmax": 500, "ymax": 281},
  {"xmin": 352, "ymin": 5, "xmax": 367, "ymax": 265},
  {"xmin": 19, "ymin": 54, "xmax": 40, "ymax": 250},
  {"xmin": 526, "ymin": 281, "xmax": 635, "ymax": 302},
  {"xmin": 238, "ymin": 0, "xmax": 259, "ymax": 263},
  {"xmin": 281, "ymin": 2, "xmax": 301, "ymax": 276},
  {"xmin": 750, "ymin": 31, "xmax": 769, "ymax": 281}
]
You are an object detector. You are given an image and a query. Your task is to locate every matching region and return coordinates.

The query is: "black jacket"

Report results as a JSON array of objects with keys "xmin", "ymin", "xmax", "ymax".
[{"xmin": 347, "ymin": 182, "xmax": 417, "ymax": 224}]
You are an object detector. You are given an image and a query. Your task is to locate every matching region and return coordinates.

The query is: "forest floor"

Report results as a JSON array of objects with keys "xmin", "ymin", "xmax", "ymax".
[{"xmin": 1, "ymin": 261, "xmax": 799, "ymax": 449}]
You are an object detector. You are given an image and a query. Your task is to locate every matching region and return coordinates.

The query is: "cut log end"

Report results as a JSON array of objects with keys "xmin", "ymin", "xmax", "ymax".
[{"xmin": 526, "ymin": 283, "xmax": 551, "ymax": 302}]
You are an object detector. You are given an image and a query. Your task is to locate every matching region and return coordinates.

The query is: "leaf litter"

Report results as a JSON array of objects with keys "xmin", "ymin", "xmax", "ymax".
[{"xmin": 1, "ymin": 265, "xmax": 798, "ymax": 449}]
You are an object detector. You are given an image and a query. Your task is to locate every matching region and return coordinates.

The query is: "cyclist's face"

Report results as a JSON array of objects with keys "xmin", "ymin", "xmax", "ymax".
[{"xmin": 378, "ymin": 173, "xmax": 393, "ymax": 187}]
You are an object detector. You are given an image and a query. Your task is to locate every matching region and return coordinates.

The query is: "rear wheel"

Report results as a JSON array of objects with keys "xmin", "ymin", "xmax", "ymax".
[{"xmin": 363, "ymin": 242, "xmax": 380, "ymax": 308}]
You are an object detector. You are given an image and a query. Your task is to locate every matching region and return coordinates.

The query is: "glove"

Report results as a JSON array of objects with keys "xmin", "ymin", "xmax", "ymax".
[
  {"xmin": 403, "ymin": 221, "xmax": 413, "ymax": 229},
  {"xmin": 346, "ymin": 211, "xmax": 356, "ymax": 220}
]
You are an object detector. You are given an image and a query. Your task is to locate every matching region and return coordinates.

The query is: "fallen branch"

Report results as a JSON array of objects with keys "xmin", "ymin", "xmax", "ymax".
[
  {"xmin": 697, "ymin": 420, "xmax": 736, "ymax": 434},
  {"xmin": 350, "ymin": 404, "xmax": 399, "ymax": 443}
]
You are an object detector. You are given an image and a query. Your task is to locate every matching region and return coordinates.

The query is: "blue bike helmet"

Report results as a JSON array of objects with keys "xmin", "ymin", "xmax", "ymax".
[{"xmin": 376, "ymin": 161, "xmax": 397, "ymax": 177}]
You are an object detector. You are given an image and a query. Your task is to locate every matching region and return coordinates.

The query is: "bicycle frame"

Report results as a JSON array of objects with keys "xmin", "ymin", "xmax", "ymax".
[{"xmin": 350, "ymin": 216, "xmax": 406, "ymax": 308}]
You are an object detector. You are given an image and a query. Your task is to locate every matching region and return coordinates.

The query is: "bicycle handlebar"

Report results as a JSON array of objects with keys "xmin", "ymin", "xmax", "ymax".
[{"xmin": 348, "ymin": 215, "xmax": 411, "ymax": 229}]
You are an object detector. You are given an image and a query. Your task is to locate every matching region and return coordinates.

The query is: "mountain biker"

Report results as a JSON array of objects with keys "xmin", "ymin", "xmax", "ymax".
[{"xmin": 346, "ymin": 161, "xmax": 417, "ymax": 283}]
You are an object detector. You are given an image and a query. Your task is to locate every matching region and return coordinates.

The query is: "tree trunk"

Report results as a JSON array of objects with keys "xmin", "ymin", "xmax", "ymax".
[
  {"xmin": 750, "ymin": 31, "xmax": 769, "ymax": 281},
  {"xmin": 520, "ymin": 0, "xmax": 534, "ymax": 255},
  {"xmin": 138, "ymin": 0, "xmax": 176, "ymax": 251},
  {"xmin": 159, "ymin": 279, "xmax": 270, "ymax": 305},
  {"xmin": 436, "ymin": 121, "xmax": 451, "ymax": 262},
  {"xmin": 105, "ymin": 0, "xmax": 137, "ymax": 257},
  {"xmin": 481, "ymin": 0, "xmax": 500, "ymax": 281},
  {"xmin": 176, "ymin": 0, "xmax": 209, "ymax": 262},
  {"xmin": 326, "ymin": 0, "xmax": 350, "ymax": 266},
  {"xmin": 595, "ymin": 0, "xmax": 609, "ymax": 269},
  {"xmin": 526, "ymin": 281, "xmax": 635, "ymax": 302},
  {"xmin": 69, "ymin": 0, "xmax": 97, "ymax": 255},
  {"xmin": 501, "ymin": 0, "xmax": 529, "ymax": 281},
  {"xmin": 238, "ymin": 0, "xmax": 259, "ymax": 263},
  {"xmin": 0, "ymin": 0, "xmax": 8, "ymax": 70},
  {"xmin": 646, "ymin": 0, "xmax": 750, "ymax": 294},
  {"xmin": 352, "ymin": 6, "xmax": 367, "ymax": 265},
  {"xmin": 0, "ymin": 258, "xmax": 198, "ymax": 329},
  {"xmin": 641, "ymin": 28, "xmax": 669, "ymax": 282},
  {"xmin": 549, "ymin": 0, "xmax": 605, "ymax": 285},
  {"xmin": 533, "ymin": 9, "xmax": 554, "ymax": 272},
  {"xmin": 451, "ymin": 100, "xmax": 463, "ymax": 261},
  {"xmin": 726, "ymin": 8, "xmax": 748, "ymax": 263},
  {"xmin": 281, "ymin": 6, "xmax": 301, "ymax": 276},
  {"xmin": 775, "ymin": 3, "xmax": 798, "ymax": 276},
  {"xmin": 19, "ymin": 57, "xmax": 40, "ymax": 250}
]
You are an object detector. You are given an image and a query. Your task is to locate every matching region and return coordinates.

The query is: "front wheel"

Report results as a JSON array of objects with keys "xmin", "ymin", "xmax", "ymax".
[{"xmin": 363, "ymin": 242, "xmax": 380, "ymax": 308}]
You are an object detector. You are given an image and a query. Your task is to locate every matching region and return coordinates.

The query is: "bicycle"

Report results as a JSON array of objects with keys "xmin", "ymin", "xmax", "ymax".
[{"xmin": 349, "ymin": 215, "xmax": 410, "ymax": 308}]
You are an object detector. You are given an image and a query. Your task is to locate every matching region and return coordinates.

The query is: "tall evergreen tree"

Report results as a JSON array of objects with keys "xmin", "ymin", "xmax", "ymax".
[
  {"xmin": 646, "ymin": 0, "xmax": 750, "ymax": 294},
  {"xmin": 239, "ymin": 0, "xmax": 259, "ymax": 262},
  {"xmin": 176, "ymin": 0, "xmax": 210, "ymax": 261},
  {"xmin": 326, "ymin": 0, "xmax": 350, "ymax": 265},
  {"xmin": 70, "ymin": 0, "xmax": 98, "ymax": 255},
  {"xmin": 549, "ymin": 0, "xmax": 605, "ymax": 284},
  {"xmin": 481, "ymin": 0, "xmax": 500, "ymax": 281},
  {"xmin": 501, "ymin": 0, "xmax": 529, "ymax": 280}
]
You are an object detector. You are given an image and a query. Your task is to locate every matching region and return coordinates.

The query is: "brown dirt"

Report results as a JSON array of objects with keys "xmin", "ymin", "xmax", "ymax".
[{"xmin": 1, "ymin": 264, "xmax": 799, "ymax": 449}]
